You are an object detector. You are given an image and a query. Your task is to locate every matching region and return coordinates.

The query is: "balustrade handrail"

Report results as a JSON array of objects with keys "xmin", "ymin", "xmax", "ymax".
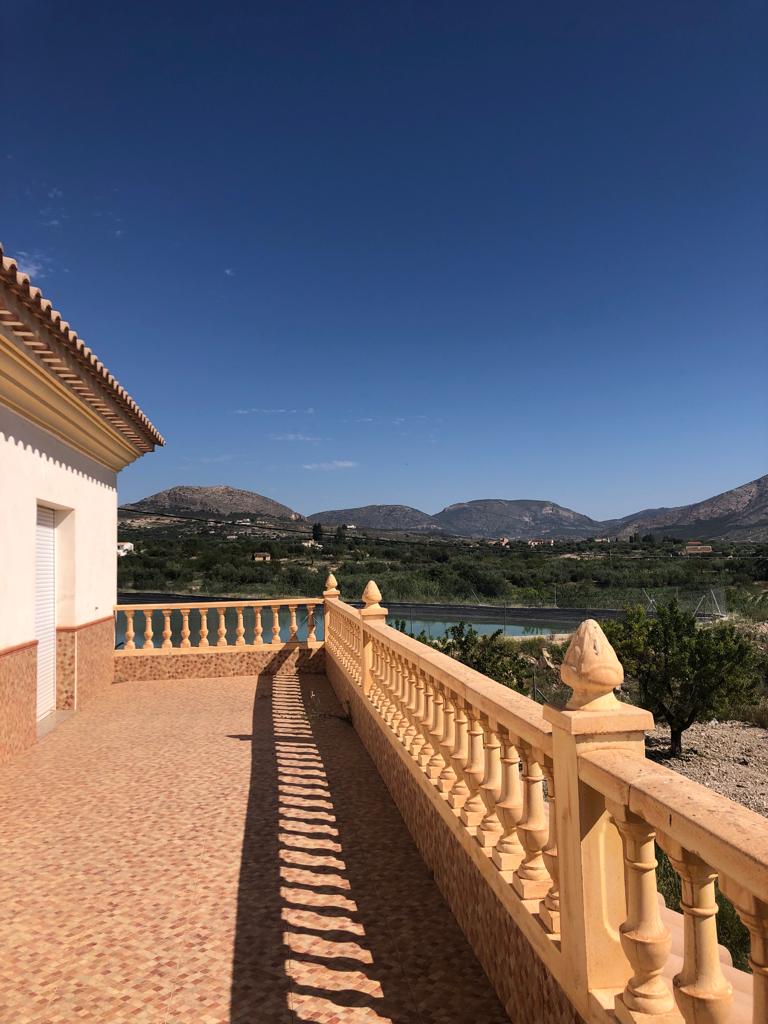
[
  {"xmin": 580, "ymin": 747, "xmax": 768, "ymax": 902},
  {"xmin": 114, "ymin": 597, "xmax": 320, "ymax": 612},
  {"xmin": 363, "ymin": 616, "xmax": 553, "ymax": 755}
]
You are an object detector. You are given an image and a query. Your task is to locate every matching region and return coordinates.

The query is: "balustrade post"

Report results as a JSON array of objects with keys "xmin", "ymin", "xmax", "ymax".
[
  {"xmin": 660, "ymin": 839, "xmax": 732, "ymax": 1024},
  {"xmin": 608, "ymin": 806, "xmax": 676, "ymax": 1023},
  {"xmin": 288, "ymin": 605, "xmax": 298, "ymax": 641},
  {"xmin": 162, "ymin": 610, "xmax": 172, "ymax": 649},
  {"xmin": 271, "ymin": 605, "xmax": 281, "ymax": 645},
  {"xmin": 254, "ymin": 607, "xmax": 263, "ymax": 646},
  {"xmin": 235, "ymin": 607, "xmax": 245, "ymax": 646},
  {"xmin": 718, "ymin": 877, "xmax": 767, "ymax": 1024},
  {"xmin": 491, "ymin": 732, "xmax": 525, "ymax": 878},
  {"xmin": 543, "ymin": 619, "xmax": 653, "ymax": 1009},
  {"xmin": 323, "ymin": 574, "xmax": 340, "ymax": 655},
  {"xmin": 306, "ymin": 604, "xmax": 317, "ymax": 643},
  {"xmin": 124, "ymin": 610, "xmax": 135, "ymax": 650},
  {"xmin": 180, "ymin": 609, "xmax": 191, "ymax": 648},
  {"xmin": 360, "ymin": 581, "xmax": 387, "ymax": 699},
  {"xmin": 198, "ymin": 608, "xmax": 209, "ymax": 647}
]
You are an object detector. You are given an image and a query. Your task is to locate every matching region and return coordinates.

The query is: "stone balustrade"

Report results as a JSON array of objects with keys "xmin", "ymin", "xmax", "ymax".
[
  {"xmin": 114, "ymin": 598, "xmax": 321, "ymax": 651},
  {"xmin": 323, "ymin": 578, "xmax": 768, "ymax": 1024}
]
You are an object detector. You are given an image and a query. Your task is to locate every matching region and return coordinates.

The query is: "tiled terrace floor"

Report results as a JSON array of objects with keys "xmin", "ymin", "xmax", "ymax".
[{"xmin": 0, "ymin": 670, "xmax": 510, "ymax": 1024}]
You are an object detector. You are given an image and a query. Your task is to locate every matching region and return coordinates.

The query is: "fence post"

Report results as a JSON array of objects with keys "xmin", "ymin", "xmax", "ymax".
[
  {"xmin": 543, "ymin": 619, "xmax": 654, "ymax": 1019},
  {"xmin": 360, "ymin": 580, "xmax": 387, "ymax": 698}
]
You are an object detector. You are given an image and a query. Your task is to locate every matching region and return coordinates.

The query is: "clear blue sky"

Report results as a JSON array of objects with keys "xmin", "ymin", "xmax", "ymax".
[{"xmin": 2, "ymin": 2, "xmax": 766, "ymax": 519}]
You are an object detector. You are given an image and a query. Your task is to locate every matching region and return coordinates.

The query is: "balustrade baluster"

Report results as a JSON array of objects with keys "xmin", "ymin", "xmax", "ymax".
[
  {"xmin": 389, "ymin": 649, "xmax": 406, "ymax": 736},
  {"xmin": 401, "ymin": 657, "xmax": 419, "ymax": 751},
  {"xmin": 124, "ymin": 610, "xmax": 135, "ymax": 650},
  {"xmin": 416, "ymin": 670, "xmax": 435, "ymax": 770},
  {"xmin": 379, "ymin": 644, "xmax": 396, "ymax": 727},
  {"xmin": 425, "ymin": 683, "xmax": 447, "ymax": 782},
  {"xmin": 660, "ymin": 841, "xmax": 732, "ymax": 1024},
  {"xmin": 718, "ymin": 878, "xmax": 767, "ymax": 1024},
  {"xmin": 254, "ymin": 607, "xmax": 263, "ymax": 646},
  {"xmin": 539, "ymin": 761, "xmax": 561, "ymax": 934},
  {"xmin": 607, "ymin": 806, "xmax": 675, "ymax": 1022},
  {"xmin": 180, "ymin": 608, "xmax": 191, "ymax": 648},
  {"xmin": 199, "ymin": 608, "xmax": 209, "ymax": 647},
  {"xmin": 288, "ymin": 605, "xmax": 298, "ymax": 641},
  {"xmin": 271, "ymin": 605, "xmax": 281, "ymax": 645},
  {"xmin": 216, "ymin": 608, "xmax": 228, "ymax": 647},
  {"xmin": 369, "ymin": 637, "xmax": 385, "ymax": 712},
  {"xmin": 436, "ymin": 693, "xmax": 458, "ymax": 794},
  {"xmin": 459, "ymin": 711, "xmax": 489, "ymax": 834},
  {"xmin": 143, "ymin": 609, "xmax": 154, "ymax": 649},
  {"xmin": 447, "ymin": 702, "xmax": 471, "ymax": 813},
  {"xmin": 512, "ymin": 748, "xmax": 551, "ymax": 900},
  {"xmin": 307, "ymin": 604, "xmax": 316, "ymax": 642},
  {"xmin": 162, "ymin": 610, "xmax": 172, "ymax": 649},
  {"xmin": 476, "ymin": 724, "xmax": 503, "ymax": 854},
  {"xmin": 491, "ymin": 733, "xmax": 525, "ymax": 878}
]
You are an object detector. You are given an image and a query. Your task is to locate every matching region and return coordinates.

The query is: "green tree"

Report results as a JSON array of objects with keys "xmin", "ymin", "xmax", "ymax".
[
  {"xmin": 423, "ymin": 622, "xmax": 529, "ymax": 693},
  {"xmin": 312, "ymin": 522, "xmax": 324, "ymax": 543},
  {"xmin": 603, "ymin": 602, "xmax": 758, "ymax": 755}
]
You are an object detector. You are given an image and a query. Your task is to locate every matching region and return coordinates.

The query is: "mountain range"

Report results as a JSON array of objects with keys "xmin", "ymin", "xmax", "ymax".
[{"xmin": 125, "ymin": 473, "xmax": 768, "ymax": 541}]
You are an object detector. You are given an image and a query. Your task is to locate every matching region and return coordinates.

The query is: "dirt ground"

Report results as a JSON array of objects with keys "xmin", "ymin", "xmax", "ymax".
[{"xmin": 646, "ymin": 720, "xmax": 768, "ymax": 817}]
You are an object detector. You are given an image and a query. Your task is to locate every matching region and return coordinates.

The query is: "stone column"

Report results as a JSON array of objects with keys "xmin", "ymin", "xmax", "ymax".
[
  {"xmin": 543, "ymin": 619, "xmax": 653, "ymax": 1008},
  {"xmin": 360, "ymin": 581, "xmax": 387, "ymax": 699}
]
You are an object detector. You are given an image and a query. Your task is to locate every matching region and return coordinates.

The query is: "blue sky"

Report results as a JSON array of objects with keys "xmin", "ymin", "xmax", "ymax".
[{"xmin": 2, "ymin": 2, "xmax": 765, "ymax": 519}]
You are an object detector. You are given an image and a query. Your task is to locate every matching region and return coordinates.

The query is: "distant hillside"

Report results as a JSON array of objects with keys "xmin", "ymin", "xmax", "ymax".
[
  {"xmin": 607, "ymin": 474, "xmax": 768, "ymax": 541},
  {"xmin": 433, "ymin": 499, "xmax": 603, "ymax": 539},
  {"xmin": 125, "ymin": 485, "xmax": 302, "ymax": 521},
  {"xmin": 308, "ymin": 504, "xmax": 442, "ymax": 532}
]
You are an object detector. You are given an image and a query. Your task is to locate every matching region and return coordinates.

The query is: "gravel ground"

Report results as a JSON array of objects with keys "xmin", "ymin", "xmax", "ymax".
[{"xmin": 646, "ymin": 721, "xmax": 768, "ymax": 817}]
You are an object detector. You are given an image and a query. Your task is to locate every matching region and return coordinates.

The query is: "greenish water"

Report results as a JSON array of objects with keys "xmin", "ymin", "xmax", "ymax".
[{"xmin": 114, "ymin": 606, "xmax": 567, "ymax": 649}]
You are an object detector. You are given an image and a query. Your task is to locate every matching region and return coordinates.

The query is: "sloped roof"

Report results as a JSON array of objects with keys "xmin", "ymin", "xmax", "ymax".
[{"xmin": 0, "ymin": 242, "xmax": 164, "ymax": 452}]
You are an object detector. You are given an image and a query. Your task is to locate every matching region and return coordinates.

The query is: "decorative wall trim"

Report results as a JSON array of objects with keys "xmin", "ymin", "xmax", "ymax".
[
  {"xmin": 57, "ymin": 615, "xmax": 114, "ymax": 634},
  {"xmin": 0, "ymin": 638, "xmax": 38, "ymax": 659}
]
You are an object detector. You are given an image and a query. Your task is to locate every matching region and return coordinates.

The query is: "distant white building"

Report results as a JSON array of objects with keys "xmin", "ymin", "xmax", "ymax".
[
  {"xmin": 117, "ymin": 542, "xmax": 135, "ymax": 557},
  {"xmin": 302, "ymin": 540, "xmax": 322, "ymax": 549}
]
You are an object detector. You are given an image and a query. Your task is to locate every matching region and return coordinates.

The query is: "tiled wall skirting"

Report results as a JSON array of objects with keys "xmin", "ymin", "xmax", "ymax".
[
  {"xmin": 0, "ymin": 642, "xmax": 37, "ymax": 765},
  {"xmin": 114, "ymin": 644, "xmax": 325, "ymax": 683},
  {"xmin": 325, "ymin": 653, "xmax": 584, "ymax": 1024},
  {"xmin": 56, "ymin": 618, "xmax": 115, "ymax": 710}
]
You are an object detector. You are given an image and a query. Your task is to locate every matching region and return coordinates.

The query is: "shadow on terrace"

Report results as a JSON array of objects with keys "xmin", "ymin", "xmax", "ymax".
[{"xmin": 230, "ymin": 668, "xmax": 510, "ymax": 1023}]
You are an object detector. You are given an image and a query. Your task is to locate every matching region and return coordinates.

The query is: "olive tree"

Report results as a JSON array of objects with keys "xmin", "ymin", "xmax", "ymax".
[{"xmin": 603, "ymin": 602, "xmax": 757, "ymax": 755}]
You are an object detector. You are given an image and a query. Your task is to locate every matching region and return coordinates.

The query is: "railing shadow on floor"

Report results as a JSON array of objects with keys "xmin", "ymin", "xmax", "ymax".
[{"xmin": 229, "ymin": 668, "xmax": 510, "ymax": 1024}]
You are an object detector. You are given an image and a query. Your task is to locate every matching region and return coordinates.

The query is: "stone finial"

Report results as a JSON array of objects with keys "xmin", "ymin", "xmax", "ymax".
[
  {"xmin": 561, "ymin": 619, "xmax": 623, "ymax": 711},
  {"xmin": 362, "ymin": 580, "xmax": 382, "ymax": 608},
  {"xmin": 323, "ymin": 573, "xmax": 340, "ymax": 598}
]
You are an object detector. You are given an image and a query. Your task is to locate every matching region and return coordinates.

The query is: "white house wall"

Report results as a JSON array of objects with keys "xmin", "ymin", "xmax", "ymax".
[{"xmin": 0, "ymin": 403, "xmax": 117, "ymax": 649}]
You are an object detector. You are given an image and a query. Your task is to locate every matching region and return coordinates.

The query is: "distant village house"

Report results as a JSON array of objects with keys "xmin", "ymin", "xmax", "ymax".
[
  {"xmin": 681, "ymin": 540, "xmax": 713, "ymax": 556},
  {"xmin": 116, "ymin": 542, "xmax": 135, "ymax": 557}
]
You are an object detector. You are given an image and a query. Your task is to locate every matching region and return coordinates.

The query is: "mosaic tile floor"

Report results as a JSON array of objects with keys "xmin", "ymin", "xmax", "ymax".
[{"xmin": 0, "ymin": 672, "xmax": 510, "ymax": 1023}]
